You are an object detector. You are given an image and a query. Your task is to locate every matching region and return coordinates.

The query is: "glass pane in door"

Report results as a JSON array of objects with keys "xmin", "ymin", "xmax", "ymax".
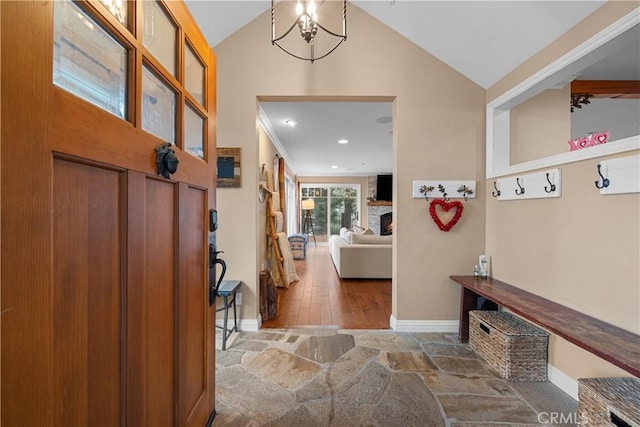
[
  {"xmin": 184, "ymin": 103, "xmax": 204, "ymax": 159},
  {"xmin": 53, "ymin": 0, "xmax": 127, "ymax": 119},
  {"xmin": 98, "ymin": 0, "xmax": 127, "ymax": 26},
  {"xmin": 329, "ymin": 186, "xmax": 358, "ymax": 235},
  {"xmin": 184, "ymin": 44, "xmax": 204, "ymax": 106},
  {"xmin": 302, "ymin": 188, "xmax": 327, "ymax": 241},
  {"xmin": 142, "ymin": 66, "xmax": 176, "ymax": 144},
  {"xmin": 142, "ymin": 0, "xmax": 176, "ymax": 76}
]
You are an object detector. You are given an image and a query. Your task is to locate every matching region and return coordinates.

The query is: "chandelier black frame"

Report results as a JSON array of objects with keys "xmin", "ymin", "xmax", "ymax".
[{"xmin": 271, "ymin": 0, "xmax": 347, "ymax": 63}]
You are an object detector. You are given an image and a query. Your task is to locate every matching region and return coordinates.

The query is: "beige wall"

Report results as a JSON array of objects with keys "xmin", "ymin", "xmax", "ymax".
[
  {"xmin": 510, "ymin": 86, "xmax": 571, "ymax": 164},
  {"xmin": 214, "ymin": 2, "xmax": 486, "ymax": 326},
  {"xmin": 486, "ymin": 2, "xmax": 639, "ymax": 380}
]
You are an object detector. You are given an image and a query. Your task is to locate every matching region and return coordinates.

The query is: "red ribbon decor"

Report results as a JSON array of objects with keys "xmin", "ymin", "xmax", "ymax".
[{"xmin": 429, "ymin": 198, "xmax": 464, "ymax": 232}]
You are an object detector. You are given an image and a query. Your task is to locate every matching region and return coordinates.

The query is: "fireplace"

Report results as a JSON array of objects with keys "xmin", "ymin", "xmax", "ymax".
[{"xmin": 380, "ymin": 212, "xmax": 393, "ymax": 236}]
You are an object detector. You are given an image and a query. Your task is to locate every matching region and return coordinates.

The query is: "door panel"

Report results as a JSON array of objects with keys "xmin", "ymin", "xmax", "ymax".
[
  {"xmin": 2, "ymin": 1, "xmax": 217, "ymax": 425},
  {"xmin": 179, "ymin": 184, "xmax": 209, "ymax": 425},
  {"xmin": 1, "ymin": 2, "xmax": 55, "ymax": 424},
  {"xmin": 144, "ymin": 178, "xmax": 177, "ymax": 425},
  {"xmin": 52, "ymin": 158, "xmax": 123, "ymax": 427},
  {"xmin": 128, "ymin": 173, "xmax": 177, "ymax": 427}
]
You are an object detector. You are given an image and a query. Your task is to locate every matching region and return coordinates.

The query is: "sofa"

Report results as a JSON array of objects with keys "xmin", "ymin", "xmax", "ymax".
[{"xmin": 329, "ymin": 227, "xmax": 392, "ymax": 279}]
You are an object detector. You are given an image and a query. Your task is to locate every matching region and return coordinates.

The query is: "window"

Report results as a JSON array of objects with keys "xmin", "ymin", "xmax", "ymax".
[
  {"xmin": 185, "ymin": 43, "xmax": 205, "ymax": 106},
  {"xmin": 142, "ymin": 66, "xmax": 176, "ymax": 144},
  {"xmin": 285, "ymin": 173, "xmax": 297, "ymax": 234},
  {"xmin": 53, "ymin": 0, "xmax": 127, "ymax": 119},
  {"xmin": 97, "ymin": 0, "xmax": 127, "ymax": 26},
  {"xmin": 184, "ymin": 103, "xmax": 204, "ymax": 159},
  {"xmin": 142, "ymin": 0, "xmax": 176, "ymax": 76},
  {"xmin": 301, "ymin": 184, "xmax": 360, "ymax": 241},
  {"xmin": 53, "ymin": 0, "xmax": 211, "ymax": 158}
]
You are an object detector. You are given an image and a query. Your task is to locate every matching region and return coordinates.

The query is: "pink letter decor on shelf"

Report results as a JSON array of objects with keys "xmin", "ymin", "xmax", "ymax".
[{"xmin": 568, "ymin": 131, "xmax": 610, "ymax": 151}]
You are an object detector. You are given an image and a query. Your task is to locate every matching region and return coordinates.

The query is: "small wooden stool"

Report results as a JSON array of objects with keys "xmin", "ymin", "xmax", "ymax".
[{"xmin": 215, "ymin": 280, "xmax": 242, "ymax": 350}]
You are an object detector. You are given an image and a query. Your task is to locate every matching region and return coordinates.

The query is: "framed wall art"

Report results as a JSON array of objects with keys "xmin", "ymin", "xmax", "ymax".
[{"xmin": 217, "ymin": 147, "xmax": 241, "ymax": 188}]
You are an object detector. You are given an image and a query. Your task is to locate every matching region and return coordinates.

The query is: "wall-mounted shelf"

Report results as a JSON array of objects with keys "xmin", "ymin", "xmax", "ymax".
[
  {"xmin": 412, "ymin": 180, "xmax": 476, "ymax": 200},
  {"xmin": 494, "ymin": 168, "xmax": 561, "ymax": 201},
  {"xmin": 597, "ymin": 154, "xmax": 640, "ymax": 195},
  {"xmin": 368, "ymin": 201, "xmax": 392, "ymax": 206}
]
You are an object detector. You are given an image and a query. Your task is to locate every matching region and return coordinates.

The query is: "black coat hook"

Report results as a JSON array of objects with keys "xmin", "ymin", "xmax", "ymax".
[
  {"xmin": 515, "ymin": 177, "xmax": 525, "ymax": 195},
  {"xmin": 544, "ymin": 173, "xmax": 556, "ymax": 193},
  {"xmin": 594, "ymin": 164, "xmax": 610, "ymax": 189},
  {"xmin": 438, "ymin": 184, "xmax": 449, "ymax": 201},
  {"xmin": 492, "ymin": 181, "xmax": 501, "ymax": 197}
]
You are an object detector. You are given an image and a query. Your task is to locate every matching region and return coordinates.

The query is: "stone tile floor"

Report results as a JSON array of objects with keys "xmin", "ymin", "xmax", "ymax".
[{"xmin": 214, "ymin": 329, "xmax": 577, "ymax": 426}]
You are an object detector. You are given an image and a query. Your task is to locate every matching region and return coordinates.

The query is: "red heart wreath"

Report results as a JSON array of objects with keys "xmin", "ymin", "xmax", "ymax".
[{"xmin": 429, "ymin": 198, "xmax": 464, "ymax": 232}]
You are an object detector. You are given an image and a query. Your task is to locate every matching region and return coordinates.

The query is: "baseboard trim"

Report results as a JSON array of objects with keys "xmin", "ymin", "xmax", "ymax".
[
  {"xmin": 548, "ymin": 363, "xmax": 578, "ymax": 401},
  {"xmin": 389, "ymin": 316, "xmax": 577, "ymax": 399},
  {"xmin": 390, "ymin": 315, "xmax": 459, "ymax": 333},
  {"xmin": 215, "ymin": 317, "xmax": 261, "ymax": 332}
]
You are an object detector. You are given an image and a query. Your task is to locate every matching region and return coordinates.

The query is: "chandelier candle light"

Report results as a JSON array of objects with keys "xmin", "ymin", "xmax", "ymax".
[{"xmin": 271, "ymin": 0, "xmax": 347, "ymax": 63}]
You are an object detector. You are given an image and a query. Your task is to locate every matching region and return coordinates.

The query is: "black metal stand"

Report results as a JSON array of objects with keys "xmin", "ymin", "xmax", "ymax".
[
  {"xmin": 303, "ymin": 209, "xmax": 317, "ymax": 246},
  {"xmin": 215, "ymin": 280, "xmax": 242, "ymax": 350}
]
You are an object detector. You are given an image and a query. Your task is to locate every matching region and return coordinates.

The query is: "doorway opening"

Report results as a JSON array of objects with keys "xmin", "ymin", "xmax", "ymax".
[{"xmin": 258, "ymin": 97, "xmax": 395, "ymax": 329}]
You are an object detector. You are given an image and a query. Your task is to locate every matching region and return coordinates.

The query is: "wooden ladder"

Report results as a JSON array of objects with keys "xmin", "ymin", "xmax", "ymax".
[{"xmin": 266, "ymin": 195, "xmax": 286, "ymax": 286}]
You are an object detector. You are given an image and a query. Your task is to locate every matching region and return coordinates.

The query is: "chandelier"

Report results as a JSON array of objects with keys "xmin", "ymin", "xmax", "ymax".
[
  {"xmin": 570, "ymin": 93, "xmax": 593, "ymax": 112},
  {"xmin": 271, "ymin": 0, "xmax": 347, "ymax": 63}
]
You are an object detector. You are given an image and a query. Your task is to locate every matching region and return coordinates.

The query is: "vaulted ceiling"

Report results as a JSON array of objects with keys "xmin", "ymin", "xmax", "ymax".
[{"xmin": 184, "ymin": 1, "xmax": 617, "ymax": 176}]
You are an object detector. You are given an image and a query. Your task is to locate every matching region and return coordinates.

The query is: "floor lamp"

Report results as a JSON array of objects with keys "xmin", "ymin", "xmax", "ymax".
[{"xmin": 301, "ymin": 199, "xmax": 317, "ymax": 247}]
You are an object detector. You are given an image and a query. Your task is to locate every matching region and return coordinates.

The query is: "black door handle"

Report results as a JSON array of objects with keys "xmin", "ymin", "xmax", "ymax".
[{"xmin": 209, "ymin": 246, "xmax": 226, "ymax": 306}]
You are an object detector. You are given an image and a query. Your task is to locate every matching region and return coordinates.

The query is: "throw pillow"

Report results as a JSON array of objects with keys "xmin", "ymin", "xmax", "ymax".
[
  {"xmin": 340, "ymin": 227, "xmax": 354, "ymax": 244},
  {"xmin": 351, "ymin": 225, "xmax": 366, "ymax": 234}
]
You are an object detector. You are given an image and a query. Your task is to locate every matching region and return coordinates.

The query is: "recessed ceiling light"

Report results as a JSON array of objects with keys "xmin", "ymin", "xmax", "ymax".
[
  {"xmin": 331, "ymin": 165, "xmax": 338, "ymax": 169},
  {"xmin": 338, "ymin": 139, "xmax": 348, "ymax": 144},
  {"xmin": 284, "ymin": 119, "xmax": 296, "ymax": 127}
]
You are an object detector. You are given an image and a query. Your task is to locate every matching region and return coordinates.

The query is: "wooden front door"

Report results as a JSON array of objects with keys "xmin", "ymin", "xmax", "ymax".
[{"xmin": 1, "ymin": 1, "xmax": 216, "ymax": 425}]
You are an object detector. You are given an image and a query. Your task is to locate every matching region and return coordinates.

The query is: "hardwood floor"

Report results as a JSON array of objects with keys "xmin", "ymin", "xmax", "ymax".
[{"xmin": 262, "ymin": 245, "xmax": 392, "ymax": 329}]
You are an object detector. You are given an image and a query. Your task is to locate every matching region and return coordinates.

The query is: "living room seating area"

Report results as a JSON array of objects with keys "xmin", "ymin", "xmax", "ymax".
[{"xmin": 329, "ymin": 227, "xmax": 392, "ymax": 279}]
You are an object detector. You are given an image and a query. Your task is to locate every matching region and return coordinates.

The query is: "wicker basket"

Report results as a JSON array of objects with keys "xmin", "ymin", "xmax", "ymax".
[
  {"xmin": 287, "ymin": 234, "xmax": 307, "ymax": 260},
  {"xmin": 469, "ymin": 310, "xmax": 549, "ymax": 381},
  {"xmin": 578, "ymin": 377, "xmax": 640, "ymax": 427}
]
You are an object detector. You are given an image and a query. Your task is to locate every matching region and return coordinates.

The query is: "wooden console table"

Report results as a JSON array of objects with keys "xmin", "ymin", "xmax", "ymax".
[{"xmin": 450, "ymin": 275, "xmax": 640, "ymax": 377}]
